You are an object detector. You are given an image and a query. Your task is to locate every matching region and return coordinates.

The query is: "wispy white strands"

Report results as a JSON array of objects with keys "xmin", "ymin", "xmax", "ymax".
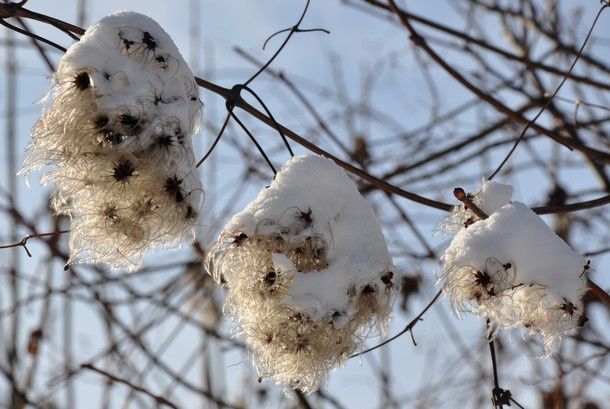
[
  {"xmin": 206, "ymin": 155, "xmax": 396, "ymax": 393},
  {"xmin": 440, "ymin": 181, "xmax": 588, "ymax": 354},
  {"xmin": 20, "ymin": 11, "xmax": 203, "ymax": 270}
]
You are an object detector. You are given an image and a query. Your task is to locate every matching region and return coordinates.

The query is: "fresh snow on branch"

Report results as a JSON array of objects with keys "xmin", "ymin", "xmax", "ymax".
[
  {"xmin": 441, "ymin": 181, "xmax": 588, "ymax": 354},
  {"xmin": 20, "ymin": 11, "xmax": 203, "ymax": 270},
  {"xmin": 206, "ymin": 154, "xmax": 396, "ymax": 393}
]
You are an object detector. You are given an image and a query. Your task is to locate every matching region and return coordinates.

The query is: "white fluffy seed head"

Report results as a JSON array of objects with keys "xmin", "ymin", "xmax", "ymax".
[
  {"xmin": 440, "ymin": 181, "xmax": 587, "ymax": 354},
  {"xmin": 20, "ymin": 11, "xmax": 203, "ymax": 270},
  {"xmin": 206, "ymin": 155, "xmax": 396, "ymax": 393}
]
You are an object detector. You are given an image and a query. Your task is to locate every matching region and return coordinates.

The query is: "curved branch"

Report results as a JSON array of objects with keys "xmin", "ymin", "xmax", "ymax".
[
  {"xmin": 361, "ymin": 0, "xmax": 610, "ymax": 91},
  {"xmin": 532, "ymin": 194, "xmax": 610, "ymax": 214},
  {"xmin": 3, "ymin": 2, "xmax": 610, "ymax": 217},
  {"xmin": 350, "ymin": 290, "xmax": 443, "ymax": 358},
  {"xmin": 386, "ymin": 0, "xmax": 610, "ymax": 164}
]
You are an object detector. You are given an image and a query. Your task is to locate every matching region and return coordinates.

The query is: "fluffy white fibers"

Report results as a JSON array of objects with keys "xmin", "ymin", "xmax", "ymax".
[
  {"xmin": 206, "ymin": 155, "xmax": 396, "ymax": 393},
  {"xmin": 20, "ymin": 11, "xmax": 203, "ymax": 270},
  {"xmin": 441, "ymin": 181, "xmax": 588, "ymax": 354}
]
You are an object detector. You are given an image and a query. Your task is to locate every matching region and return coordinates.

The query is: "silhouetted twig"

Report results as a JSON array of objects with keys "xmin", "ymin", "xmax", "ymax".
[
  {"xmin": 489, "ymin": 3, "xmax": 610, "ymax": 180},
  {"xmin": 81, "ymin": 363, "xmax": 180, "ymax": 409},
  {"xmin": 0, "ymin": 230, "xmax": 68, "ymax": 257},
  {"xmin": 350, "ymin": 290, "xmax": 442, "ymax": 358}
]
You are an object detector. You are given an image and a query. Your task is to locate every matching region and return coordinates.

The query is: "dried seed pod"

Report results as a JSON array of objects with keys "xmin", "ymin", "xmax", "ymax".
[
  {"xmin": 206, "ymin": 155, "xmax": 395, "ymax": 393},
  {"xmin": 441, "ymin": 182, "xmax": 587, "ymax": 354},
  {"xmin": 19, "ymin": 11, "xmax": 203, "ymax": 270}
]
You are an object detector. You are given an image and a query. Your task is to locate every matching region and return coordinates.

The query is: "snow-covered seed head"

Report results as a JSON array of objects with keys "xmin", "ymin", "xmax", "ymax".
[
  {"xmin": 206, "ymin": 155, "xmax": 396, "ymax": 393},
  {"xmin": 440, "ymin": 181, "xmax": 587, "ymax": 354},
  {"xmin": 19, "ymin": 11, "xmax": 203, "ymax": 270}
]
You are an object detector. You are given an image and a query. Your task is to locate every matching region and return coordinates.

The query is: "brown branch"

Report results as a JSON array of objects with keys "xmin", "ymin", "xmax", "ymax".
[
  {"xmin": 80, "ymin": 363, "xmax": 179, "ymax": 409},
  {"xmin": 0, "ymin": 2, "xmax": 84, "ymax": 36},
  {"xmin": 453, "ymin": 188, "xmax": 488, "ymax": 219},
  {"xmin": 3, "ymin": 3, "xmax": 610, "ymax": 217},
  {"xmin": 14, "ymin": 16, "xmax": 54, "ymax": 71},
  {"xmin": 360, "ymin": 0, "xmax": 610, "ymax": 91},
  {"xmin": 0, "ymin": 230, "xmax": 68, "ymax": 257},
  {"xmin": 587, "ymin": 279, "xmax": 610, "ymax": 308},
  {"xmin": 234, "ymin": 46, "xmax": 354, "ymax": 157},
  {"xmin": 386, "ymin": 0, "xmax": 610, "ymax": 164},
  {"xmin": 488, "ymin": 4, "xmax": 609, "ymax": 179},
  {"xmin": 235, "ymin": 95, "xmax": 454, "ymax": 210},
  {"xmin": 532, "ymin": 194, "xmax": 610, "ymax": 215},
  {"xmin": 350, "ymin": 289, "xmax": 442, "ymax": 358}
]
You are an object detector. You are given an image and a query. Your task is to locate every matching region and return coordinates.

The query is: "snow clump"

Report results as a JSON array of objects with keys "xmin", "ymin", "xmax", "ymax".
[
  {"xmin": 206, "ymin": 154, "xmax": 396, "ymax": 393},
  {"xmin": 20, "ymin": 11, "xmax": 203, "ymax": 270},
  {"xmin": 440, "ymin": 181, "xmax": 588, "ymax": 354}
]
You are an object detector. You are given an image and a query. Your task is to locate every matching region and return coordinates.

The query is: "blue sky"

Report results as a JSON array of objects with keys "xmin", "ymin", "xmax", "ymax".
[{"xmin": 2, "ymin": 1, "xmax": 610, "ymax": 407}]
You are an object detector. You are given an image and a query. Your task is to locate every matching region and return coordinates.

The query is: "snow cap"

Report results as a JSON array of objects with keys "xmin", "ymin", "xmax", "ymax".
[{"xmin": 441, "ymin": 181, "xmax": 587, "ymax": 354}]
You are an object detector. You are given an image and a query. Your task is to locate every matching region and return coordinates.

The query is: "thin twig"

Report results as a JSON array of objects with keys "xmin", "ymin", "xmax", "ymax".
[
  {"xmin": 263, "ymin": 27, "xmax": 329, "ymax": 50},
  {"xmin": 0, "ymin": 230, "xmax": 68, "ymax": 258},
  {"xmin": 586, "ymin": 279, "xmax": 610, "ymax": 308},
  {"xmin": 241, "ymin": 84, "xmax": 294, "ymax": 157},
  {"xmin": 294, "ymin": 389, "xmax": 314, "ymax": 409},
  {"xmin": 196, "ymin": 0, "xmax": 319, "ymax": 166},
  {"xmin": 234, "ymin": 46, "xmax": 353, "ymax": 156},
  {"xmin": 196, "ymin": 111, "xmax": 232, "ymax": 168},
  {"xmin": 360, "ymin": 0, "xmax": 610, "ymax": 91},
  {"xmin": 4, "ymin": 4, "xmax": 610, "ymax": 216},
  {"xmin": 80, "ymin": 363, "xmax": 179, "ymax": 409},
  {"xmin": 532, "ymin": 194, "xmax": 610, "ymax": 215},
  {"xmin": 14, "ymin": 16, "xmax": 54, "ymax": 71},
  {"xmin": 230, "ymin": 111, "xmax": 277, "ymax": 174},
  {"xmin": 0, "ymin": 18, "xmax": 66, "ymax": 51},
  {"xmin": 510, "ymin": 396, "xmax": 527, "ymax": 409},
  {"xmin": 488, "ymin": 332, "xmax": 511, "ymax": 409},
  {"xmin": 489, "ymin": 4, "xmax": 609, "ymax": 179},
  {"xmin": 453, "ymin": 188, "xmax": 488, "ymax": 219},
  {"xmin": 350, "ymin": 290, "xmax": 442, "ymax": 358},
  {"xmin": 386, "ymin": 0, "xmax": 610, "ymax": 164},
  {"xmin": 245, "ymin": 0, "xmax": 315, "ymax": 85}
]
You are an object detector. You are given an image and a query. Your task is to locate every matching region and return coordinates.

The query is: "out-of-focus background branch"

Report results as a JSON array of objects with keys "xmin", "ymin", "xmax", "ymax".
[{"xmin": 1, "ymin": 0, "xmax": 609, "ymax": 408}]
